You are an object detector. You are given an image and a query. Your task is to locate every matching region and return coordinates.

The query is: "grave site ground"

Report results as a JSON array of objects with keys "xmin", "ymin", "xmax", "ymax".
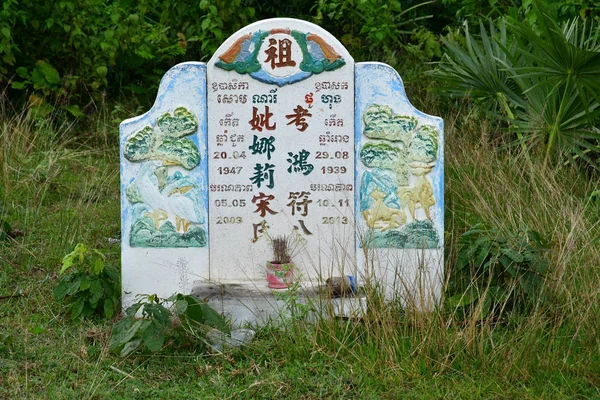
[{"xmin": 1, "ymin": 90, "xmax": 599, "ymax": 398}]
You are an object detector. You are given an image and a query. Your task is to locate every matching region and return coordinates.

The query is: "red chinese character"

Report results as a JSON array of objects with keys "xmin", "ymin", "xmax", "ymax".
[
  {"xmin": 285, "ymin": 105, "xmax": 312, "ymax": 132},
  {"xmin": 252, "ymin": 192, "xmax": 278, "ymax": 217},
  {"xmin": 264, "ymin": 38, "xmax": 297, "ymax": 69},
  {"xmin": 249, "ymin": 106, "xmax": 276, "ymax": 132}
]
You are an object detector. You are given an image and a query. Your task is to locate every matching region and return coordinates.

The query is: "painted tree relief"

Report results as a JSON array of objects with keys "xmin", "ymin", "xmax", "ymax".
[
  {"xmin": 124, "ymin": 107, "xmax": 207, "ymax": 248},
  {"xmin": 359, "ymin": 104, "xmax": 440, "ymax": 249}
]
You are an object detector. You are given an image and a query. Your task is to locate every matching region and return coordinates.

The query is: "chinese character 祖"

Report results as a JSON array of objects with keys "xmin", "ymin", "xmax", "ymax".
[
  {"xmin": 252, "ymin": 192, "xmax": 278, "ymax": 217},
  {"xmin": 248, "ymin": 135, "xmax": 276, "ymax": 160},
  {"xmin": 287, "ymin": 150, "xmax": 314, "ymax": 176},
  {"xmin": 250, "ymin": 163, "xmax": 275, "ymax": 189},
  {"xmin": 285, "ymin": 105, "xmax": 312, "ymax": 132},
  {"xmin": 249, "ymin": 106, "xmax": 276, "ymax": 132},
  {"xmin": 287, "ymin": 191, "xmax": 312, "ymax": 217},
  {"xmin": 251, "ymin": 220, "xmax": 271, "ymax": 243},
  {"xmin": 264, "ymin": 38, "xmax": 297, "ymax": 69}
]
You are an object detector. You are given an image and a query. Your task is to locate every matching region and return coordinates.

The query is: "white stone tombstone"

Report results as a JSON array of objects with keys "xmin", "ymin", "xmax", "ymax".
[
  {"xmin": 120, "ymin": 18, "xmax": 444, "ymax": 310},
  {"xmin": 206, "ymin": 20, "xmax": 356, "ymax": 283}
]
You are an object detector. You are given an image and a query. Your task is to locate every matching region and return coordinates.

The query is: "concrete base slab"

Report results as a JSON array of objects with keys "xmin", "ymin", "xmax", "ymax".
[{"xmin": 190, "ymin": 280, "xmax": 366, "ymax": 328}]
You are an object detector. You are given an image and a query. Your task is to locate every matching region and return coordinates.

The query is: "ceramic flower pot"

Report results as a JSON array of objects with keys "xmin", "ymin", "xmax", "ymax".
[{"xmin": 266, "ymin": 261, "xmax": 294, "ymax": 289}]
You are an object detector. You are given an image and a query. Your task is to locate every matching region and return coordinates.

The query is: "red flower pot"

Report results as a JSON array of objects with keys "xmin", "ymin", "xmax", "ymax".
[{"xmin": 266, "ymin": 261, "xmax": 294, "ymax": 289}]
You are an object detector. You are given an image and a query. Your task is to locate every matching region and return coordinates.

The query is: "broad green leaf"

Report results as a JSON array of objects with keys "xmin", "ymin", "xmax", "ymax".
[
  {"xmin": 15, "ymin": 67, "xmax": 29, "ymax": 79},
  {"xmin": 67, "ymin": 275, "xmax": 83, "ymax": 295},
  {"xmin": 120, "ymin": 319, "xmax": 147, "ymax": 346},
  {"xmin": 61, "ymin": 243, "xmax": 86, "ymax": 274},
  {"xmin": 191, "ymin": 297, "xmax": 229, "ymax": 333},
  {"xmin": 70, "ymin": 297, "xmax": 85, "ymax": 320},
  {"xmin": 81, "ymin": 303, "xmax": 94, "ymax": 318},
  {"xmin": 54, "ymin": 279, "xmax": 70, "ymax": 301},
  {"xmin": 96, "ymin": 66, "xmax": 107, "ymax": 77},
  {"xmin": 141, "ymin": 321, "xmax": 165, "ymax": 352},
  {"xmin": 173, "ymin": 298, "xmax": 188, "ymax": 315},
  {"xmin": 487, "ymin": 286, "xmax": 508, "ymax": 303},
  {"xmin": 447, "ymin": 291, "xmax": 479, "ymax": 308},
  {"xmin": 11, "ymin": 81, "xmax": 28, "ymax": 90},
  {"xmin": 501, "ymin": 248, "xmax": 524, "ymax": 263},
  {"xmin": 103, "ymin": 264, "xmax": 119, "ymax": 282},
  {"xmin": 35, "ymin": 60, "xmax": 60, "ymax": 86},
  {"xmin": 120, "ymin": 338, "xmax": 141, "ymax": 357},
  {"xmin": 79, "ymin": 276, "xmax": 91, "ymax": 291},
  {"xmin": 183, "ymin": 296, "xmax": 204, "ymax": 323},
  {"xmin": 102, "ymin": 278, "xmax": 115, "ymax": 298},
  {"xmin": 64, "ymin": 105, "xmax": 84, "ymax": 118},
  {"xmin": 89, "ymin": 278, "xmax": 102, "ymax": 306},
  {"xmin": 125, "ymin": 302, "xmax": 143, "ymax": 317},
  {"xmin": 143, "ymin": 303, "xmax": 171, "ymax": 329},
  {"xmin": 110, "ymin": 317, "xmax": 133, "ymax": 350},
  {"xmin": 201, "ymin": 18, "xmax": 210, "ymax": 31},
  {"xmin": 92, "ymin": 258, "xmax": 104, "ymax": 276},
  {"xmin": 165, "ymin": 293, "xmax": 182, "ymax": 302},
  {"xmin": 474, "ymin": 241, "xmax": 493, "ymax": 268},
  {"xmin": 104, "ymin": 297, "xmax": 115, "ymax": 318}
]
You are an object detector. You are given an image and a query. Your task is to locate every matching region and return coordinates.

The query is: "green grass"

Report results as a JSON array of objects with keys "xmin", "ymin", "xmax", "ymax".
[{"xmin": 1, "ymin": 95, "xmax": 599, "ymax": 399}]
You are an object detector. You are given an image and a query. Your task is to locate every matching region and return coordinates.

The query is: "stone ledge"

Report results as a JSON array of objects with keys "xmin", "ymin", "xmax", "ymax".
[{"xmin": 191, "ymin": 280, "xmax": 366, "ymax": 329}]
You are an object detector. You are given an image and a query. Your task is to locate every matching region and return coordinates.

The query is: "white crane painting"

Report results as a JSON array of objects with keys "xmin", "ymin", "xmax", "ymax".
[{"xmin": 127, "ymin": 162, "xmax": 207, "ymax": 248}]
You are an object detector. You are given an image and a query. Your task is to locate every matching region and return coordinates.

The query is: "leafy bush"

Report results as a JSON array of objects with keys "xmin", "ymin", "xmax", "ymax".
[
  {"xmin": 435, "ymin": 1, "xmax": 600, "ymax": 169},
  {"xmin": 110, "ymin": 293, "xmax": 229, "ymax": 357},
  {"xmin": 447, "ymin": 224, "xmax": 550, "ymax": 320},
  {"xmin": 54, "ymin": 243, "xmax": 119, "ymax": 320},
  {"xmin": 312, "ymin": 0, "xmax": 439, "ymax": 64},
  {"xmin": 441, "ymin": 0, "xmax": 600, "ymax": 22},
  {"xmin": 2, "ymin": 0, "xmax": 256, "ymax": 112}
]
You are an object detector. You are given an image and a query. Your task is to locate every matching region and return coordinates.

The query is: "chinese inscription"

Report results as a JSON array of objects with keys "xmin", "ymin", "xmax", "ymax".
[{"xmin": 207, "ymin": 22, "xmax": 355, "ymax": 281}]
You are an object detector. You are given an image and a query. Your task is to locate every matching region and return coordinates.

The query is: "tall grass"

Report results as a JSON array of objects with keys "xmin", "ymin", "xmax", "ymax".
[{"xmin": 271, "ymin": 100, "xmax": 600, "ymax": 396}]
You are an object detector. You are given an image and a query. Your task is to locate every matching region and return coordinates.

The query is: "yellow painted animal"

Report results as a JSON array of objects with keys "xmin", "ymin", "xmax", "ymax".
[
  {"xmin": 362, "ymin": 188, "xmax": 406, "ymax": 231},
  {"xmin": 397, "ymin": 176, "xmax": 435, "ymax": 220}
]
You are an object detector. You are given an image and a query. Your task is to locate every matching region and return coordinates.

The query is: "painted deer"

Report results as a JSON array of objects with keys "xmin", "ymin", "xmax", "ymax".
[{"xmin": 397, "ymin": 176, "xmax": 435, "ymax": 220}]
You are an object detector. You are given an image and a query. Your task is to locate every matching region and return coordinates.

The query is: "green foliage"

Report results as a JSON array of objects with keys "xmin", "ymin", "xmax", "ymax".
[
  {"xmin": 447, "ymin": 224, "xmax": 549, "ymax": 320},
  {"xmin": 54, "ymin": 243, "xmax": 119, "ymax": 320},
  {"xmin": 110, "ymin": 293, "xmax": 229, "ymax": 357},
  {"xmin": 441, "ymin": 0, "xmax": 600, "ymax": 22},
  {"xmin": 435, "ymin": 1, "xmax": 600, "ymax": 169},
  {"xmin": 2, "ymin": 0, "xmax": 255, "ymax": 110},
  {"xmin": 312, "ymin": 0, "xmax": 439, "ymax": 64}
]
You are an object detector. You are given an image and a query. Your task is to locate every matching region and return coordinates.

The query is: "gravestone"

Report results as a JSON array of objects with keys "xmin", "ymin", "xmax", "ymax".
[{"xmin": 120, "ymin": 18, "xmax": 443, "ymax": 312}]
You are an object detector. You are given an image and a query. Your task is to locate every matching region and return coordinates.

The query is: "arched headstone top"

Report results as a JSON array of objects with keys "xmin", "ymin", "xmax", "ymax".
[{"xmin": 208, "ymin": 18, "xmax": 354, "ymax": 87}]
